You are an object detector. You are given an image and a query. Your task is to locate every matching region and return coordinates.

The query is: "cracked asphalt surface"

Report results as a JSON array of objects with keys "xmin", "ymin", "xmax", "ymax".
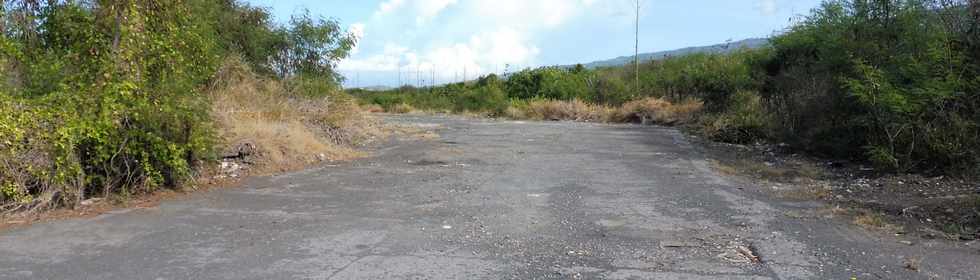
[{"xmin": 1, "ymin": 114, "xmax": 978, "ymax": 279}]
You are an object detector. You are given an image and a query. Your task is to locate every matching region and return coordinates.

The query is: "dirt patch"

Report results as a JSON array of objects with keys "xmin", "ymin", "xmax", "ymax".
[
  {"xmin": 695, "ymin": 135, "xmax": 980, "ymax": 241},
  {"xmin": 831, "ymin": 175, "xmax": 979, "ymax": 240}
]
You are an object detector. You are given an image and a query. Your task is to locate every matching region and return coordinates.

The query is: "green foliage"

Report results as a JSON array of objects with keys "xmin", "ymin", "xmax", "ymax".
[
  {"xmin": 272, "ymin": 11, "xmax": 356, "ymax": 82},
  {"xmin": 353, "ymin": 66, "xmax": 631, "ymax": 115},
  {"xmin": 504, "ymin": 67, "xmax": 592, "ymax": 101},
  {"xmin": 638, "ymin": 50, "xmax": 766, "ymax": 112},
  {"xmin": 0, "ymin": 1, "xmax": 219, "ymax": 208},
  {"xmin": 701, "ymin": 91, "xmax": 769, "ymax": 144},
  {"xmin": 765, "ymin": 0, "xmax": 979, "ymax": 173},
  {"xmin": 190, "ymin": 0, "xmax": 282, "ymax": 75},
  {"xmin": 0, "ymin": 0, "xmax": 357, "ymax": 210},
  {"xmin": 455, "ymin": 84, "xmax": 509, "ymax": 115}
]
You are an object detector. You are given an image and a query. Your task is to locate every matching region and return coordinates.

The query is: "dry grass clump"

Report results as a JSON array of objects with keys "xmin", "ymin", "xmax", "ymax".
[
  {"xmin": 504, "ymin": 97, "xmax": 703, "ymax": 125},
  {"xmin": 513, "ymin": 99, "xmax": 615, "ymax": 122},
  {"xmin": 616, "ymin": 97, "xmax": 703, "ymax": 125},
  {"xmin": 210, "ymin": 58, "xmax": 384, "ymax": 173},
  {"xmin": 504, "ymin": 105, "xmax": 530, "ymax": 120},
  {"xmin": 853, "ymin": 211, "xmax": 904, "ymax": 232},
  {"xmin": 362, "ymin": 104, "xmax": 385, "ymax": 113},
  {"xmin": 389, "ymin": 103, "xmax": 417, "ymax": 114}
]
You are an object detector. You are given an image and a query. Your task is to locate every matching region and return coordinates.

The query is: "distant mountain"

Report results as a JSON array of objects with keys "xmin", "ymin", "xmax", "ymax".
[
  {"xmin": 355, "ymin": 38, "xmax": 770, "ymax": 89},
  {"xmin": 357, "ymin": 85, "xmax": 395, "ymax": 91},
  {"xmin": 575, "ymin": 38, "xmax": 769, "ymax": 69}
]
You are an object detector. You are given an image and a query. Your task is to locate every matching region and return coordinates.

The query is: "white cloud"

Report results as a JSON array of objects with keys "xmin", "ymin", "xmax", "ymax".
[
  {"xmin": 468, "ymin": 0, "xmax": 585, "ymax": 28},
  {"xmin": 415, "ymin": 0, "xmax": 457, "ymax": 21},
  {"xmin": 338, "ymin": 43, "xmax": 412, "ymax": 72},
  {"xmin": 758, "ymin": 0, "xmax": 778, "ymax": 16},
  {"xmin": 339, "ymin": 27, "xmax": 540, "ymax": 83},
  {"xmin": 474, "ymin": 28, "xmax": 540, "ymax": 66},
  {"xmin": 375, "ymin": 0, "xmax": 457, "ymax": 23},
  {"xmin": 421, "ymin": 28, "xmax": 539, "ymax": 79},
  {"xmin": 346, "ymin": 0, "xmax": 601, "ymax": 85},
  {"xmin": 348, "ymin": 23, "xmax": 366, "ymax": 54},
  {"xmin": 376, "ymin": 0, "xmax": 406, "ymax": 16}
]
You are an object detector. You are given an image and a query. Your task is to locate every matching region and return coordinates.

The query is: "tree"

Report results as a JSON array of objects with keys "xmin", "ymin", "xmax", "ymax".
[{"xmin": 270, "ymin": 10, "xmax": 357, "ymax": 83}]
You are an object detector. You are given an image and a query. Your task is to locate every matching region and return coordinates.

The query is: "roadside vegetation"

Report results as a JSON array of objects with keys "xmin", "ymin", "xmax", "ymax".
[
  {"xmin": 353, "ymin": 0, "xmax": 979, "ymax": 177},
  {"xmin": 0, "ymin": 1, "xmax": 377, "ymax": 214}
]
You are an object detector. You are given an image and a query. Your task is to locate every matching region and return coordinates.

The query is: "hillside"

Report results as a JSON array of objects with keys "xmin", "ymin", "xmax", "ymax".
[{"xmin": 576, "ymin": 38, "xmax": 769, "ymax": 69}]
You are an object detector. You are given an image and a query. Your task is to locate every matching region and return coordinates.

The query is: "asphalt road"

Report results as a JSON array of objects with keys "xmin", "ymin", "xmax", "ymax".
[{"xmin": 1, "ymin": 114, "xmax": 977, "ymax": 279}]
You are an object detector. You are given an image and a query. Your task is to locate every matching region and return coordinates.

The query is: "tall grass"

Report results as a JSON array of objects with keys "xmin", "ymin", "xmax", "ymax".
[{"xmin": 211, "ymin": 58, "xmax": 382, "ymax": 173}]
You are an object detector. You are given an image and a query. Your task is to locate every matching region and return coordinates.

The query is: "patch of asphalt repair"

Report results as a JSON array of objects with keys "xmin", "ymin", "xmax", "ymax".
[{"xmin": 0, "ymin": 114, "xmax": 977, "ymax": 279}]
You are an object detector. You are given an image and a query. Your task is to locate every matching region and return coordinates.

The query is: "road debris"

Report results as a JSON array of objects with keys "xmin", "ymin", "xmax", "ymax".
[
  {"xmin": 718, "ymin": 241, "xmax": 761, "ymax": 264},
  {"xmin": 660, "ymin": 240, "xmax": 699, "ymax": 248},
  {"xmin": 903, "ymin": 257, "xmax": 921, "ymax": 271}
]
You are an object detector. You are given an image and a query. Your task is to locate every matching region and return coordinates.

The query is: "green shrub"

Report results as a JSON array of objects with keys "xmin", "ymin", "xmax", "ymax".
[
  {"xmin": 764, "ymin": 0, "xmax": 979, "ymax": 173},
  {"xmin": 454, "ymin": 85, "xmax": 509, "ymax": 115},
  {"xmin": 0, "ymin": 0, "xmax": 359, "ymax": 211},
  {"xmin": 701, "ymin": 91, "xmax": 768, "ymax": 144},
  {"xmin": 636, "ymin": 50, "xmax": 767, "ymax": 111}
]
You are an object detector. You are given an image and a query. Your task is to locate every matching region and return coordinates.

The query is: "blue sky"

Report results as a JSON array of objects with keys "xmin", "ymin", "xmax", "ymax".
[{"xmin": 245, "ymin": 0, "xmax": 824, "ymax": 87}]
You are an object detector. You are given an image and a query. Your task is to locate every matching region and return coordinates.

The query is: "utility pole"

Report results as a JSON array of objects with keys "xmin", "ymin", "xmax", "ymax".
[{"xmin": 634, "ymin": 0, "xmax": 641, "ymax": 97}]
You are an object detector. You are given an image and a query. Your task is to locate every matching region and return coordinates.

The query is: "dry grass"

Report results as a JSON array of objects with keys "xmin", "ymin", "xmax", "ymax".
[
  {"xmin": 780, "ymin": 184, "xmax": 832, "ymax": 200},
  {"xmin": 504, "ymin": 106, "xmax": 529, "ymax": 120},
  {"xmin": 515, "ymin": 99, "xmax": 611, "ymax": 122},
  {"xmin": 853, "ymin": 211, "xmax": 904, "ymax": 232},
  {"xmin": 210, "ymin": 57, "xmax": 384, "ymax": 174},
  {"xmin": 504, "ymin": 97, "xmax": 703, "ymax": 125},
  {"xmin": 508, "ymin": 99, "xmax": 616, "ymax": 122},
  {"xmin": 710, "ymin": 158, "xmax": 825, "ymax": 183},
  {"xmin": 709, "ymin": 158, "xmax": 830, "ymax": 200},
  {"xmin": 389, "ymin": 103, "xmax": 417, "ymax": 114},
  {"xmin": 617, "ymin": 97, "xmax": 704, "ymax": 124},
  {"xmin": 362, "ymin": 103, "xmax": 385, "ymax": 113}
]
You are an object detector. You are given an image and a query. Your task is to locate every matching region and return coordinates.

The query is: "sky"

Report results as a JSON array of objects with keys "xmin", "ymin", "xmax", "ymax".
[{"xmin": 244, "ymin": 0, "xmax": 825, "ymax": 88}]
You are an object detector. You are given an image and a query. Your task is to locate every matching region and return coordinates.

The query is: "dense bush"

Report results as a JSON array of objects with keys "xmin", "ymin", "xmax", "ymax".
[
  {"xmin": 701, "ymin": 91, "xmax": 769, "ymax": 144},
  {"xmin": 0, "ymin": 0, "xmax": 357, "ymax": 211},
  {"xmin": 1, "ymin": 1, "xmax": 218, "ymax": 211},
  {"xmin": 638, "ymin": 50, "xmax": 767, "ymax": 112},
  {"xmin": 455, "ymin": 84, "xmax": 509, "ymax": 115},
  {"xmin": 764, "ymin": 0, "xmax": 979, "ymax": 172},
  {"xmin": 352, "ymin": 66, "xmax": 636, "ymax": 114},
  {"xmin": 506, "ymin": 67, "xmax": 593, "ymax": 101}
]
